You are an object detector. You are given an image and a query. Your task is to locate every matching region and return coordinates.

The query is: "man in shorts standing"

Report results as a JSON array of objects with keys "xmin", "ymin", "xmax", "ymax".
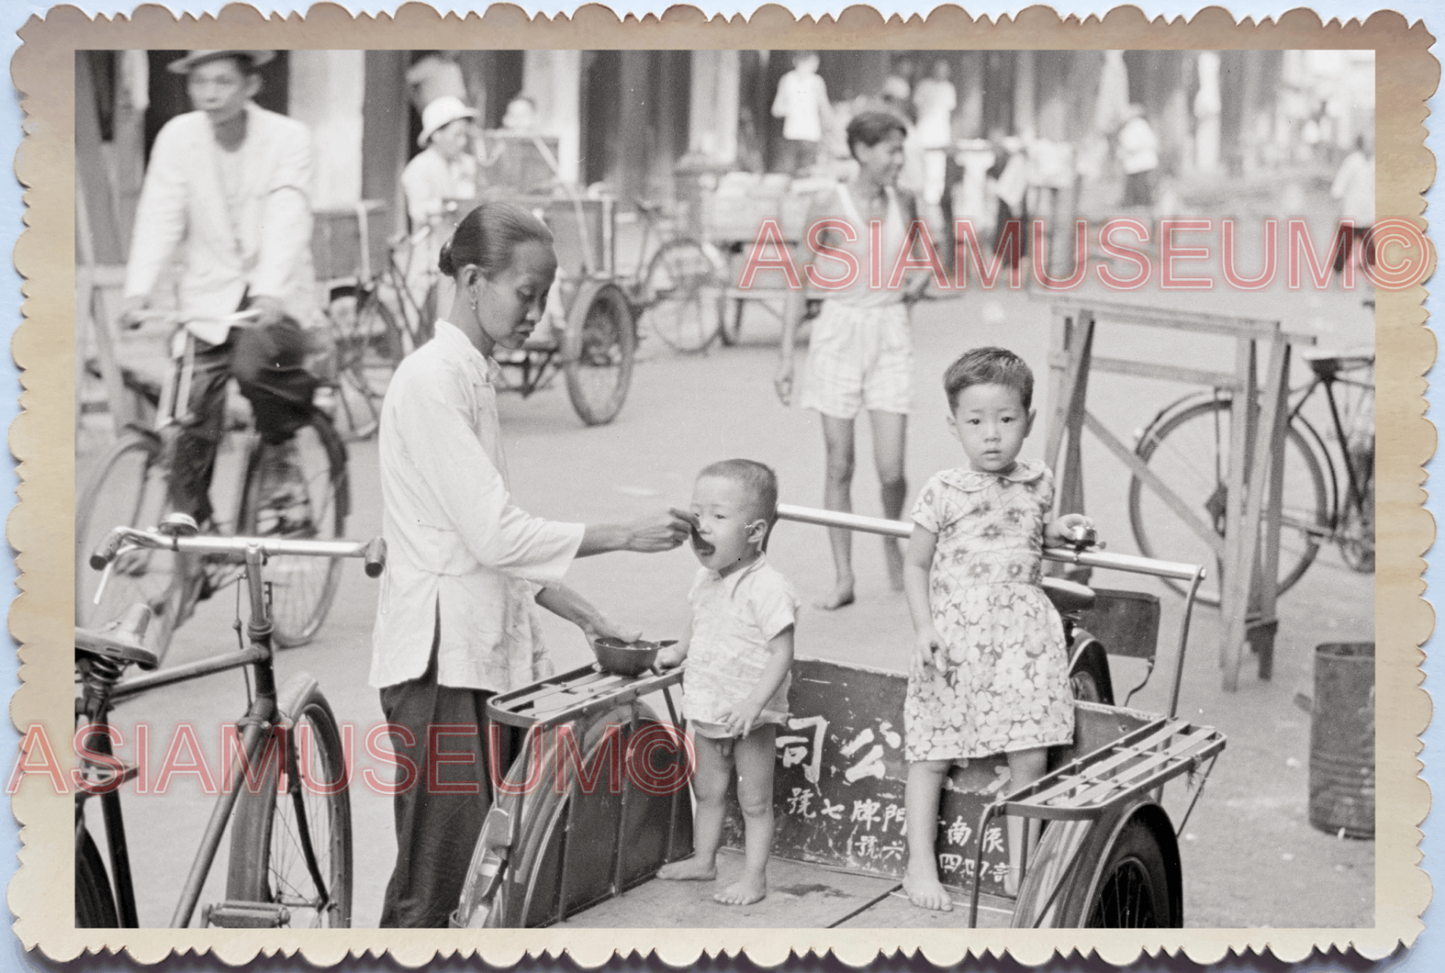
[{"xmin": 774, "ymin": 112, "xmax": 929, "ymax": 610}]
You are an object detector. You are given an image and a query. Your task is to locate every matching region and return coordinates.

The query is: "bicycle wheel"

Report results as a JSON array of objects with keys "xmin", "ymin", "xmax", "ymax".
[
  {"xmin": 326, "ymin": 286, "xmax": 403, "ymax": 441},
  {"xmin": 1334, "ymin": 367, "xmax": 1375, "ymax": 573},
  {"xmin": 641, "ymin": 238, "xmax": 727, "ymax": 353},
  {"xmin": 563, "ymin": 281, "xmax": 637, "ymax": 426},
  {"xmin": 76, "ymin": 829, "xmax": 118, "ymax": 928},
  {"xmin": 1128, "ymin": 397, "xmax": 1327, "ymax": 606},
  {"xmin": 227, "ymin": 675, "xmax": 352, "ymax": 927},
  {"xmin": 75, "ymin": 433, "xmax": 185, "ymax": 661},
  {"xmin": 241, "ymin": 414, "xmax": 348, "ymax": 647}
]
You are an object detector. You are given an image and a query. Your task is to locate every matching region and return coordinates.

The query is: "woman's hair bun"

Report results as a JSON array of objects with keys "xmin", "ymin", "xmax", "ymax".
[{"xmin": 437, "ymin": 236, "xmax": 457, "ymax": 278}]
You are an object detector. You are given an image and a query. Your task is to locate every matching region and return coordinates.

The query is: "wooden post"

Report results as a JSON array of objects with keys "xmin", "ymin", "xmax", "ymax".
[
  {"xmin": 1219, "ymin": 338, "xmax": 1256, "ymax": 690},
  {"xmin": 1250, "ymin": 336, "xmax": 1292, "ymax": 680}
]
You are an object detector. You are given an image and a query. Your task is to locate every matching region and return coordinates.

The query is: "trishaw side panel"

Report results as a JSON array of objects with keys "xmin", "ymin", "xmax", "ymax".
[
  {"xmin": 721, "ymin": 664, "xmax": 1166, "ymax": 900},
  {"xmin": 720, "ymin": 658, "xmax": 1015, "ymax": 897}
]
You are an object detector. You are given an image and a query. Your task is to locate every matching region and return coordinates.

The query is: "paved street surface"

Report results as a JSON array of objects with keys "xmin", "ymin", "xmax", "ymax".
[{"xmin": 79, "ymin": 217, "xmax": 1376, "ymax": 928}]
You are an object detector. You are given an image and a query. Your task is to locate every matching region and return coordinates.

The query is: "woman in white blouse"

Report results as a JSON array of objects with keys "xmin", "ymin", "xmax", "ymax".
[{"xmin": 371, "ymin": 201, "xmax": 690, "ymax": 927}]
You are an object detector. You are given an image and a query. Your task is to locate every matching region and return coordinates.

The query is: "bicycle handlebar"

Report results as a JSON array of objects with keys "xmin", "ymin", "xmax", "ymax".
[
  {"xmin": 775, "ymin": 504, "xmax": 1205, "ymax": 583},
  {"xmin": 91, "ymin": 525, "xmax": 388, "ymax": 574}
]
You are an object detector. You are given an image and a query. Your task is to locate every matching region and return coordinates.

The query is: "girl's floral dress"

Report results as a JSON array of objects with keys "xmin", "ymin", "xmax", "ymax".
[{"xmin": 905, "ymin": 460, "xmax": 1074, "ymax": 762}]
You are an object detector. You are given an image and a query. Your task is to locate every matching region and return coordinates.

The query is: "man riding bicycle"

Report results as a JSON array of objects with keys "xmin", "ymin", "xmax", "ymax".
[{"xmin": 119, "ymin": 49, "xmax": 320, "ymax": 536}]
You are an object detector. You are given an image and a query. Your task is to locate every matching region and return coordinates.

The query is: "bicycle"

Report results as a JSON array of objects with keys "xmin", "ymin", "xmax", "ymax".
[
  {"xmin": 75, "ymin": 518, "xmax": 385, "ymax": 928},
  {"xmin": 1127, "ymin": 329, "xmax": 1374, "ymax": 606},
  {"xmin": 321, "ymin": 206, "xmax": 441, "ymax": 441},
  {"xmin": 75, "ymin": 314, "xmax": 350, "ymax": 661}
]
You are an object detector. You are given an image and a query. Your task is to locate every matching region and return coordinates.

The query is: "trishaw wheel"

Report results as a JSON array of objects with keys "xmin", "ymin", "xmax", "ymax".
[
  {"xmin": 642, "ymin": 238, "xmax": 727, "ymax": 353},
  {"xmin": 1067, "ymin": 638, "xmax": 1113, "ymax": 706},
  {"xmin": 1012, "ymin": 804, "xmax": 1179, "ymax": 928},
  {"xmin": 563, "ymin": 282, "xmax": 636, "ymax": 426},
  {"xmin": 1082, "ymin": 817, "xmax": 1176, "ymax": 928}
]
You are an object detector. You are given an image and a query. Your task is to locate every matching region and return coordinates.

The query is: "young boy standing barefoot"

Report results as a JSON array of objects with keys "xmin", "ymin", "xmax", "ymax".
[{"xmin": 657, "ymin": 460, "xmax": 798, "ymax": 906}]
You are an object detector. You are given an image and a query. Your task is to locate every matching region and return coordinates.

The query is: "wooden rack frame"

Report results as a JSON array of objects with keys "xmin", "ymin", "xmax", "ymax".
[{"xmin": 1043, "ymin": 299, "xmax": 1315, "ymax": 691}]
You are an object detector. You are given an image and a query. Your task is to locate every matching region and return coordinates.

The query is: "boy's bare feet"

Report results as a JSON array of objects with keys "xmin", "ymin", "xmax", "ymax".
[
  {"xmin": 903, "ymin": 865, "xmax": 953, "ymax": 911},
  {"xmin": 657, "ymin": 858, "xmax": 717, "ymax": 882},
  {"xmin": 884, "ymin": 538, "xmax": 905, "ymax": 591},
  {"xmin": 714, "ymin": 874, "xmax": 767, "ymax": 905},
  {"xmin": 815, "ymin": 579, "xmax": 855, "ymax": 611}
]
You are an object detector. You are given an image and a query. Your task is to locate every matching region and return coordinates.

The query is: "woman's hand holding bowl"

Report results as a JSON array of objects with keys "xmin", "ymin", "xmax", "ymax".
[{"xmin": 584, "ymin": 614, "xmax": 643, "ymax": 647}]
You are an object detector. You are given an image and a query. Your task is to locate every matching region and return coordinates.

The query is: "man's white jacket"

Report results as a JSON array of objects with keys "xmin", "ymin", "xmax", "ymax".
[{"xmin": 124, "ymin": 102, "xmax": 319, "ymax": 334}]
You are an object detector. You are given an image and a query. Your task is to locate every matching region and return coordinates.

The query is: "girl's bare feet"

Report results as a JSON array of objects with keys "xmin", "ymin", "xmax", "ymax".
[
  {"xmin": 714, "ymin": 873, "xmax": 767, "ymax": 905},
  {"xmin": 657, "ymin": 858, "xmax": 717, "ymax": 882},
  {"xmin": 902, "ymin": 865, "xmax": 953, "ymax": 912},
  {"xmin": 815, "ymin": 578, "xmax": 856, "ymax": 611}
]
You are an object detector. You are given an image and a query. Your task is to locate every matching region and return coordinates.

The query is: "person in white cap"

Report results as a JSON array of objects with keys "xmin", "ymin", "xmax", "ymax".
[
  {"xmin": 120, "ymin": 50, "xmax": 320, "ymax": 537},
  {"xmin": 400, "ymin": 95, "xmax": 484, "ymax": 341}
]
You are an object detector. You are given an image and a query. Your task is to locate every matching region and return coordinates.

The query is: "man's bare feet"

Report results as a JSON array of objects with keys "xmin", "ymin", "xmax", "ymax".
[
  {"xmin": 657, "ymin": 858, "xmax": 717, "ymax": 882},
  {"xmin": 903, "ymin": 865, "xmax": 953, "ymax": 911},
  {"xmin": 815, "ymin": 580, "xmax": 856, "ymax": 611},
  {"xmin": 714, "ymin": 874, "xmax": 766, "ymax": 905},
  {"xmin": 884, "ymin": 538, "xmax": 905, "ymax": 591}
]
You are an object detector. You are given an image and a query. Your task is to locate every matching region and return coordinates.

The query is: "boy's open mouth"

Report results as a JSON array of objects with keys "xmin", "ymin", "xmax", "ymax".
[{"xmin": 691, "ymin": 534, "xmax": 715, "ymax": 557}]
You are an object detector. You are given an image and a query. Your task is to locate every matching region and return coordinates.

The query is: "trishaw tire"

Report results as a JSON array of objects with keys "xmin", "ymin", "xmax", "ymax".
[
  {"xmin": 75, "ymin": 432, "xmax": 184, "ymax": 663},
  {"xmin": 642, "ymin": 238, "xmax": 727, "ymax": 353},
  {"xmin": 1067, "ymin": 635, "xmax": 1114, "ymax": 706},
  {"xmin": 563, "ymin": 281, "xmax": 636, "ymax": 426},
  {"xmin": 1082, "ymin": 815, "xmax": 1178, "ymax": 928},
  {"xmin": 1013, "ymin": 803, "xmax": 1180, "ymax": 928},
  {"xmin": 76, "ymin": 829, "xmax": 119, "ymax": 928}
]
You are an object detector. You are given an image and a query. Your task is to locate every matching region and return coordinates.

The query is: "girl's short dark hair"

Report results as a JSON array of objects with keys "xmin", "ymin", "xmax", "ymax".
[
  {"xmin": 942, "ymin": 347, "xmax": 1035, "ymax": 412},
  {"xmin": 438, "ymin": 201, "xmax": 555, "ymax": 279},
  {"xmin": 846, "ymin": 110, "xmax": 908, "ymax": 159}
]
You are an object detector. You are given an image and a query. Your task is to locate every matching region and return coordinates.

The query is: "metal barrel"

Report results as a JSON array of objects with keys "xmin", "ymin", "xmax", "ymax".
[{"xmin": 1307, "ymin": 642, "xmax": 1375, "ymax": 839}]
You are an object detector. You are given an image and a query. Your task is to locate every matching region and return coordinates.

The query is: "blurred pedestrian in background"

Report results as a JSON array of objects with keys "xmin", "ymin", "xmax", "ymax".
[
  {"xmin": 912, "ymin": 59, "xmax": 957, "ymax": 230},
  {"xmin": 406, "ymin": 50, "xmax": 467, "ymax": 118},
  {"xmin": 771, "ymin": 51, "xmax": 832, "ymax": 175},
  {"xmin": 1116, "ymin": 104, "xmax": 1159, "ymax": 209},
  {"xmin": 1331, "ymin": 134, "xmax": 1375, "ymax": 274},
  {"xmin": 119, "ymin": 49, "xmax": 319, "ymax": 533},
  {"xmin": 401, "ymin": 95, "xmax": 482, "ymax": 344}
]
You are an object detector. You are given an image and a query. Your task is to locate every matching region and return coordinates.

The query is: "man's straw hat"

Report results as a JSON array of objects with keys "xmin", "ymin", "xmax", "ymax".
[
  {"xmin": 167, "ymin": 50, "xmax": 276, "ymax": 74},
  {"xmin": 419, "ymin": 95, "xmax": 480, "ymax": 148}
]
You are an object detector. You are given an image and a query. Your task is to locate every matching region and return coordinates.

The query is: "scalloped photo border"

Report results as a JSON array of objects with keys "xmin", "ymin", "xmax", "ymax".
[{"xmin": 8, "ymin": 3, "xmax": 1436, "ymax": 966}]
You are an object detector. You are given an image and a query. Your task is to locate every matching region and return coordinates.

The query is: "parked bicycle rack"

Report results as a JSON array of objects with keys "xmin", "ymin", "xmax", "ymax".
[{"xmin": 1044, "ymin": 299, "xmax": 1317, "ymax": 690}]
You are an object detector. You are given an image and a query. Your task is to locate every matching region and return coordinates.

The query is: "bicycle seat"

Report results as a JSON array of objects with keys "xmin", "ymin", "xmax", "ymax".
[
  {"xmin": 1302, "ymin": 348, "xmax": 1375, "ymax": 381},
  {"xmin": 1042, "ymin": 577, "xmax": 1096, "ymax": 614},
  {"xmin": 75, "ymin": 603, "xmax": 160, "ymax": 672}
]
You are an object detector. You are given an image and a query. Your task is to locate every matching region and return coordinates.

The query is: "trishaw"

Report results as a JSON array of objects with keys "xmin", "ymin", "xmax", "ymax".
[
  {"xmin": 317, "ymin": 191, "xmax": 641, "ymax": 433},
  {"xmin": 451, "ymin": 508, "xmax": 1225, "ymax": 929}
]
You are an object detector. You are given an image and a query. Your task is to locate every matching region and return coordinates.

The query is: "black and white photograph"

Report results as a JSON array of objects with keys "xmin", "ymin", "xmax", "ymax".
[{"xmin": 2, "ymin": 5, "xmax": 1423, "ymax": 959}]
